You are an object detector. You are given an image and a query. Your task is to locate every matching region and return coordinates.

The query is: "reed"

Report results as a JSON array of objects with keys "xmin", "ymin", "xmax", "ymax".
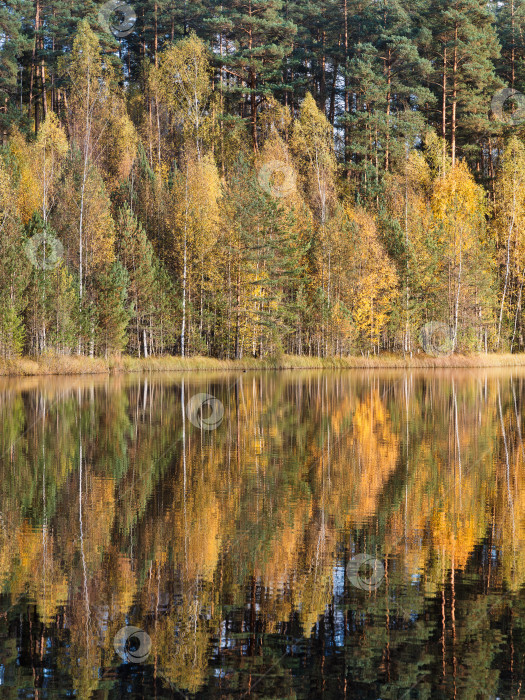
[{"xmin": 2, "ymin": 351, "xmax": 525, "ymax": 376}]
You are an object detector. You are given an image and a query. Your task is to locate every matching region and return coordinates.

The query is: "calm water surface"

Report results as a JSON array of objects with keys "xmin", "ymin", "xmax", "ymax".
[{"xmin": 0, "ymin": 368, "xmax": 524, "ymax": 698}]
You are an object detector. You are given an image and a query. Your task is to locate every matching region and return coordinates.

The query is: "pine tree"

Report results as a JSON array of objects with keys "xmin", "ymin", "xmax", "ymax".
[
  {"xmin": 338, "ymin": 0, "xmax": 432, "ymax": 190},
  {"xmin": 496, "ymin": 0, "xmax": 525, "ymax": 92},
  {"xmin": 425, "ymin": 0, "xmax": 501, "ymax": 167},
  {"xmin": 96, "ymin": 260, "xmax": 130, "ymax": 357},
  {"xmin": 286, "ymin": 0, "xmax": 340, "ymax": 113},
  {"xmin": 116, "ymin": 205, "xmax": 157, "ymax": 356},
  {"xmin": 223, "ymin": 152, "xmax": 306, "ymax": 357},
  {"xmin": 0, "ymin": 0, "xmax": 31, "ymax": 133},
  {"xmin": 209, "ymin": 0, "xmax": 296, "ymax": 149}
]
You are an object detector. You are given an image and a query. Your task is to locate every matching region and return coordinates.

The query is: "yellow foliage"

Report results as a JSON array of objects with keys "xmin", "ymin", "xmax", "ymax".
[
  {"xmin": 34, "ymin": 113, "xmax": 68, "ymax": 220},
  {"xmin": 103, "ymin": 106, "xmax": 138, "ymax": 187},
  {"xmin": 345, "ymin": 206, "xmax": 398, "ymax": 347},
  {"xmin": 346, "ymin": 390, "xmax": 399, "ymax": 521},
  {"xmin": 9, "ymin": 130, "xmax": 40, "ymax": 224},
  {"xmin": 292, "ymin": 92, "xmax": 337, "ymax": 223},
  {"xmin": 154, "ymin": 33, "xmax": 212, "ymax": 156},
  {"xmin": 258, "ymin": 97, "xmax": 293, "ymax": 142},
  {"xmin": 432, "ymin": 161, "xmax": 486, "ymax": 233}
]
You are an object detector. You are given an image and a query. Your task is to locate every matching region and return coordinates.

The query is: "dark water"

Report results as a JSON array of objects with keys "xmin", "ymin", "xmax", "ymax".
[{"xmin": 1, "ymin": 368, "xmax": 524, "ymax": 698}]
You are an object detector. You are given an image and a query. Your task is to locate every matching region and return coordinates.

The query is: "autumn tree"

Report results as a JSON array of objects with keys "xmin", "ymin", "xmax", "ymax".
[
  {"xmin": 432, "ymin": 161, "xmax": 494, "ymax": 350},
  {"xmin": 493, "ymin": 137, "xmax": 525, "ymax": 350}
]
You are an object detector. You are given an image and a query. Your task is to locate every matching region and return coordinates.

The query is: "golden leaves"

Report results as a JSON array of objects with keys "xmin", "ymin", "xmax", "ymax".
[
  {"xmin": 432, "ymin": 161, "xmax": 486, "ymax": 230},
  {"xmin": 345, "ymin": 206, "xmax": 399, "ymax": 347},
  {"xmin": 154, "ymin": 34, "xmax": 212, "ymax": 155}
]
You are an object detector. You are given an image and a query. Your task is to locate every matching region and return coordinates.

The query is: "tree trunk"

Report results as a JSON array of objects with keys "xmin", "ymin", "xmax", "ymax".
[
  {"xmin": 385, "ymin": 48, "xmax": 391, "ymax": 172},
  {"xmin": 497, "ymin": 196, "xmax": 516, "ymax": 348},
  {"xmin": 451, "ymin": 28, "xmax": 458, "ymax": 166},
  {"xmin": 343, "ymin": 0, "xmax": 349, "ymax": 177},
  {"xmin": 235, "ymin": 268, "xmax": 241, "ymax": 359},
  {"xmin": 453, "ymin": 250, "xmax": 462, "ymax": 350},
  {"xmin": 181, "ymin": 219, "xmax": 187, "ymax": 356},
  {"xmin": 30, "ymin": 0, "xmax": 41, "ymax": 133},
  {"xmin": 442, "ymin": 47, "xmax": 447, "ymax": 172},
  {"xmin": 511, "ymin": 277, "xmax": 523, "ymax": 352},
  {"xmin": 250, "ymin": 67, "xmax": 258, "ymax": 151},
  {"xmin": 41, "ymin": 56, "xmax": 47, "ymax": 121}
]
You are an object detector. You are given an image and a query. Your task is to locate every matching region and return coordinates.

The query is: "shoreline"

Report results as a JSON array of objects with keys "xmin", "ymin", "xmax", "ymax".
[{"xmin": 2, "ymin": 352, "xmax": 525, "ymax": 376}]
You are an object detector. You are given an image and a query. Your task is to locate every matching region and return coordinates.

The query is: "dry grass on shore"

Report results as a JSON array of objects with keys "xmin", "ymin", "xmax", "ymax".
[{"xmin": 1, "ymin": 351, "xmax": 525, "ymax": 377}]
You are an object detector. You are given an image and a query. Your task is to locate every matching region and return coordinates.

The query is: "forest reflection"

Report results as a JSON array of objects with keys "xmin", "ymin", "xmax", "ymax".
[{"xmin": 0, "ymin": 369, "xmax": 524, "ymax": 698}]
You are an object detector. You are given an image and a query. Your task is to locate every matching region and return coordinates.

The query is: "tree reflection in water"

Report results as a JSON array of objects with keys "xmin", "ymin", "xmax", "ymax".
[{"xmin": 0, "ymin": 369, "xmax": 523, "ymax": 697}]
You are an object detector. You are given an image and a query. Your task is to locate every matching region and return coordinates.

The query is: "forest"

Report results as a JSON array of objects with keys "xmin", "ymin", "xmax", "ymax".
[{"xmin": 1, "ymin": 0, "xmax": 525, "ymax": 358}]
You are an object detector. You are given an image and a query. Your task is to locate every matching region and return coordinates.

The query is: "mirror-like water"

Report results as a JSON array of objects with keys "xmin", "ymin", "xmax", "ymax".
[{"xmin": 0, "ymin": 368, "xmax": 523, "ymax": 698}]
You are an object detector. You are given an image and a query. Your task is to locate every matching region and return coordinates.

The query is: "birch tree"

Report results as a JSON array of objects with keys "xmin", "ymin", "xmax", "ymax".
[{"xmin": 493, "ymin": 137, "xmax": 525, "ymax": 349}]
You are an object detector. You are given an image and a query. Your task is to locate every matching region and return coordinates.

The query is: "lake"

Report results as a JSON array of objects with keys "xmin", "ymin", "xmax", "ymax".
[{"xmin": 0, "ymin": 368, "xmax": 523, "ymax": 698}]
